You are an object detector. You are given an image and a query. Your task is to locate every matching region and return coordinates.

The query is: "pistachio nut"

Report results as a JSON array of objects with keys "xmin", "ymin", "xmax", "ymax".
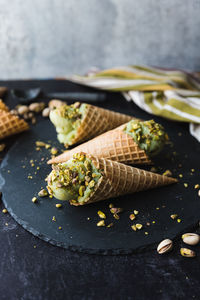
[
  {"xmin": 180, "ymin": 248, "xmax": 196, "ymax": 258},
  {"xmin": 182, "ymin": 233, "xmax": 200, "ymax": 246},
  {"xmin": 48, "ymin": 99, "xmax": 66, "ymax": 110},
  {"xmin": 157, "ymin": 239, "xmax": 173, "ymax": 254}
]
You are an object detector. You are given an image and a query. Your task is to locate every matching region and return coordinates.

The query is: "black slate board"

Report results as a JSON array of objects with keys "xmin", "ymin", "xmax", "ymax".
[{"xmin": 0, "ymin": 103, "xmax": 200, "ymax": 255}]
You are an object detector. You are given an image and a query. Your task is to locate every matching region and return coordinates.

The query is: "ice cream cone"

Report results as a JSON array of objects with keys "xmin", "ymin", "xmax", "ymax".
[
  {"xmin": 70, "ymin": 104, "xmax": 133, "ymax": 145},
  {"xmin": 48, "ymin": 123, "xmax": 151, "ymax": 165},
  {"xmin": 0, "ymin": 109, "xmax": 29, "ymax": 140},
  {"xmin": 0, "ymin": 99, "xmax": 9, "ymax": 112},
  {"xmin": 70, "ymin": 153, "xmax": 177, "ymax": 206}
]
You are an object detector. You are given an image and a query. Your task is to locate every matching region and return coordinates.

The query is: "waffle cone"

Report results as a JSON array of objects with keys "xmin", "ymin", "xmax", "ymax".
[
  {"xmin": 69, "ymin": 104, "xmax": 132, "ymax": 146},
  {"xmin": 48, "ymin": 123, "xmax": 151, "ymax": 165},
  {"xmin": 70, "ymin": 154, "xmax": 177, "ymax": 206},
  {"xmin": 0, "ymin": 87, "xmax": 7, "ymax": 97},
  {"xmin": 0, "ymin": 99, "xmax": 9, "ymax": 112},
  {"xmin": 0, "ymin": 110, "xmax": 29, "ymax": 140}
]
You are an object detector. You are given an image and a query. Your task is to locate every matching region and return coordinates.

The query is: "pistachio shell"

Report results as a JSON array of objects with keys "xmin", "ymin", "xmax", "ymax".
[
  {"xmin": 182, "ymin": 233, "xmax": 200, "ymax": 246},
  {"xmin": 157, "ymin": 239, "xmax": 173, "ymax": 254}
]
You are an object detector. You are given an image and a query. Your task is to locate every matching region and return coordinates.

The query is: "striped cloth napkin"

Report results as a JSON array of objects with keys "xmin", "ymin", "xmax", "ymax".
[{"xmin": 69, "ymin": 66, "xmax": 200, "ymax": 142}]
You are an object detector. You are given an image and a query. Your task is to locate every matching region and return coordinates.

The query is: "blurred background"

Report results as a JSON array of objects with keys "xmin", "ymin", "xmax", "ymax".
[{"xmin": 0, "ymin": 0, "xmax": 200, "ymax": 79}]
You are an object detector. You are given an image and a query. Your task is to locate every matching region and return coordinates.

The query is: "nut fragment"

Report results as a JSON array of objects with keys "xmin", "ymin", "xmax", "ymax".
[
  {"xmin": 48, "ymin": 99, "xmax": 66, "ymax": 110},
  {"xmin": 38, "ymin": 189, "xmax": 48, "ymax": 197},
  {"xmin": 180, "ymin": 248, "xmax": 196, "ymax": 258},
  {"xmin": 129, "ymin": 214, "xmax": 135, "ymax": 220},
  {"xmin": 32, "ymin": 197, "xmax": 37, "ymax": 203},
  {"xmin": 97, "ymin": 220, "xmax": 105, "ymax": 227},
  {"xmin": 182, "ymin": 233, "xmax": 200, "ymax": 246},
  {"xmin": 170, "ymin": 214, "xmax": 178, "ymax": 220},
  {"xmin": 42, "ymin": 107, "xmax": 50, "ymax": 117},
  {"xmin": 97, "ymin": 210, "xmax": 106, "ymax": 219},
  {"xmin": 51, "ymin": 147, "xmax": 58, "ymax": 155},
  {"xmin": 29, "ymin": 102, "xmax": 45, "ymax": 113},
  {"xmin": 18, "ymin": 105, "xmax": 29, "ymax": 115},
  {"xmin": 163, "ymin": 170, "xmax": 172, "ymax": 177},
  {"xmin": 157, "ymin": 239, "xmax": 173, "ymax": 254}
]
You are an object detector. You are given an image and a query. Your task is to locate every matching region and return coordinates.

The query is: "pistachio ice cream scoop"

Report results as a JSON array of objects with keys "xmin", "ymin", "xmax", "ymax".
[
  {"xmin": 47, "ymin": 153, "xmax": 102, "ymax": 203},
  {"xmin": 124, "ymin": 119, "xmax": 168, "ymax": 157},
  {"xmin": 49, "ymin": 102, "xmax": 87, "ymax": 147},
  {"xmin": 49, "ymin": 101, "xmax": 132, "ymax": 147}
]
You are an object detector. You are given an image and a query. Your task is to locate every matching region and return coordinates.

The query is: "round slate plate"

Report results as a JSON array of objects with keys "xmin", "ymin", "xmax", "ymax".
[{"xmin": 0, "ymin": 117, "xmax": 200, "ymax": 255}]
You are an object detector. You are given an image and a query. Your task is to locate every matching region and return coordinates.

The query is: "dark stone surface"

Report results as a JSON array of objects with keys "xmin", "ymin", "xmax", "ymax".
[{"xmin": 0, "ymin": 80, "xmax": 200, "ymax": 300}]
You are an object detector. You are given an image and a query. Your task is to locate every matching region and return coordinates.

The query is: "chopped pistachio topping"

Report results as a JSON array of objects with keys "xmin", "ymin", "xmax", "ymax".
[
  {"xmin": 194, "ymin": 184, "xmax": 200, "ymax": 189},
  {"xmin": 49, "ymin": 102, "xmax": 87, "ymax": 146},
  {"xmin": 131, "ymin": 225, "xmax": 137, "ymax": 231},
  {"xmin": 2, "ymin": 209, "xmax": 8, "ymax": 214},
  {"xmin": 107, "ymin": 223, "xmax": 113, "ymax": 228},
  {"xmin": 47, "ymin": 153, "xmax": 102, "ymax": 203},
  {"xmin": 56, "ymin": 204, "xmax": 62, "ymax": 208},
  {"xmin": 184, "ymin": 183, "xmax": 188, "ymax": 188},
  {"xmin": 52, "ymin": 216, "xmax": 56, "ymax": 222},
  {"xmin": 124, "ymin": 119, "xmax": 168, "ymax": 156},
  {"xmin": 134, "ymin": 210, "xmax": 139, "ymax": 215}
]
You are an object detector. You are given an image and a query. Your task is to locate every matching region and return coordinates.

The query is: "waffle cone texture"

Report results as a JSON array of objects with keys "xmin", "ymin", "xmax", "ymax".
[
  {"xmin": 0, "ymin": 109, "xmax": 29, "ymax": 140},
  {"xmin": 69, "ymin": 104, "xmax": 132, "ymax": 146},
  {"xmin": 70, "ymin": 153, "xmax": 177, "ymax": 206},
  {"xmin": 48, "ymin": 123, "xmax": 151, "ymax": 165}
]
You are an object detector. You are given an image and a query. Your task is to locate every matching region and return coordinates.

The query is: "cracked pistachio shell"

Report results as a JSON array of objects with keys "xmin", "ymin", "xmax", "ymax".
[
  {"xmin": 157, "ymin": 239, "xmax": 173, "ymax": 254},
  {"xmin": 182, "ymin": 233, "xmax": 200, "ymax": 246}
]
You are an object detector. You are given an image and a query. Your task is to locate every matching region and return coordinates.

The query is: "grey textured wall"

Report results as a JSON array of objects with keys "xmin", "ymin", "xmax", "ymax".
[{"xmin": 0, "ymin": 0, "xmax": 200, "ymax": 79}]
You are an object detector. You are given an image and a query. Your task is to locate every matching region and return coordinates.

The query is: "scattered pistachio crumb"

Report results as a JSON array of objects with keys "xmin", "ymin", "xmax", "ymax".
[
  {"xmin": 129, "ymin": 214, "xmax": 135, "ymax": 220},
  {"xmin": 131, "ymin": 225, "xmax": 137, "ymax": 231},
  {"xmin": 134, "ymin": 210, "xmax": 139, "ymax": 215},
  {"xmin": 177, "ymin": 218, "xmax": 181, "ymax": 223},
  {"xmin": 49, "ymin": 195, "xmax": 53, "ymax": 198},
  {"xmin": 31, "ymin": 163, "xmax": 35, "ymax": 167},
  {"xmin": 2, "ymin": 208, "xmax": 8, "ymax": 214},
  {"xmin": 28, "ymin": 175, "xmax": 33, "ymax": 179},
  {"xmin": 107, "ymin": 223, "xmax": 113, "ymax": 228},
  {"xmin": 179, "ymin": 174, "xmax": 183, "ymax": 178},
  {"xmin": 146, "ymin": 222, "xmax": 150, "ymax": 226},
  {"xmin": 51, "ymin": 147, "xmax": 58, "ymax": 155},
  {"xmin": 171, "ymin": 214, "xmax": 178, "ymax": 220},
  {"xmin": 184, "ymin": 183, "xmax": 188, "ymax": 188},
  {"xmin": 52, "ymin": 216, "xmax": 56, "ymax": 222},
  {"xmin": 5, "ymin": 223, "xmax": 8, "ymax": 226},
  {"xmin": 194, "ymin": 184, "xmax": 200, "ymax": 189},
  {"xmin": 97, "ymin": 210, "xmax": 106, "ymax": 219},
  {"xmin": 56, "ymin": 204, "xmax": 62, "ymax": 208},
  {"xmin": 97, "ymin": 220, "xmax": 105, "ymax": 227},
  {"xmin": 37, "ymin": 167, "xmax": 40, "ymax": 170},
  {"xmin": 136, "ymin": 224, "xmax": 143, "ymax": 230},
  {"xmin": 113, "ymin": 213, "xmax": 120, "ymax": 220},
  {"xmin": 145, "ymin": 232, "xmax": 148, "ymax": 235},
  {"xmin": 33, "ymin": 245, "xmax": 37, "ymax": 249},
  {"xmin": 109, "ymin": 203, "xmax": 114, "ymax": 208},
  {"xmin": 156, "ymin": 207, "xmax": 160, "ymax": 210},
  {"xmin": 58, "ymin": 226, "xmax": 62, "ymax": 230},
  {"xmin": 163, "ymin": 170, "xmax": 172, "ymax": 177},
  {"xmin": 32, "ymin": 197, "xmax": 37, "ymax": 203},
  {"xmin": 198, "ymin": 190, "xmax": 200, "ymax": 197},
  {"xmin": 191, "ymin": 169, "xmax": 195, "ymax": 172},
  {"xmin": 152, "ymin": 221, "xmax": 155, "ymax": 224}
]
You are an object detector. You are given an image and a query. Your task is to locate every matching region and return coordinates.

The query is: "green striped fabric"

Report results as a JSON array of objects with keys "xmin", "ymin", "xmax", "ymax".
[{"xmin": 69, "ymin": 66, "xmax": 200, "ymax": 141}]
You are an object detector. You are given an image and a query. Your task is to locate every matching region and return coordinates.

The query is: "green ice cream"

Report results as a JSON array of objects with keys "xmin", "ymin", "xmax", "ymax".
[
  {"xmin": 49, "ymin": 102, "xmax": 87, "ymax": 147},
  {"xmin": 124, "ymin": 119, "xmax": 168, "ymax": 156},
  {"xmin": 47, "ymin": 153, "xmax": 102, "ymax": 203}
]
